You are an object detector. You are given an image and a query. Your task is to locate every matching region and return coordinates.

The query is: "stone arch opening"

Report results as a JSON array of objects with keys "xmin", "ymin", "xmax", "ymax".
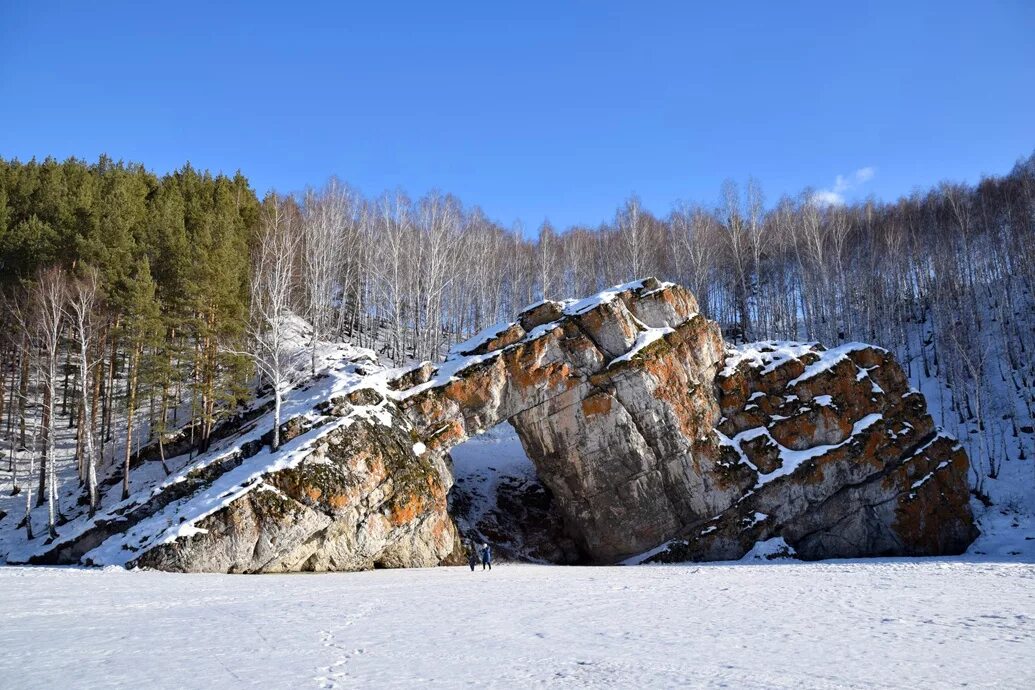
[{"xmin": 447, "ymin": 421, "xmax": 583, "ymax": 564}]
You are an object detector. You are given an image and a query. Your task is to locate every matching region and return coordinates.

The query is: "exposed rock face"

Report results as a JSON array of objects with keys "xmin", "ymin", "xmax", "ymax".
[
  {"xmin": 649, "ymin": 341, "xmax": 977, "ymax": 562},
  {"xmin": 391, "ymin": 278, "xmax": 733, "ymax": 562},
  {"xmin": 30, "ymin": 382, "xmax": 465, "ymax": 574},
  {"xmin": 29, "ymin": 278, "xmax": 976, "ymax": 571},
  {"xmin": 389, "ymin": 279, "xmax": 976, "ymax": 563},
  {"xmin": 132, "ymin": 396, "xmax": 462, "ymax": 573}
]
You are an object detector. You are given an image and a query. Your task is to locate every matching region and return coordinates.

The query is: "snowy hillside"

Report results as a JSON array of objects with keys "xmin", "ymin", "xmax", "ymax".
[
  {"xmin": 901, "ymin": 337, "xmax": 1035, "ymax": 562},
  {"xmin": 3, "ymin": 325, "xmax": 1033, "ymax": 566},
  {"xmin": 0, "ymin": 327, "xmax": 390, "ymax": 566}
]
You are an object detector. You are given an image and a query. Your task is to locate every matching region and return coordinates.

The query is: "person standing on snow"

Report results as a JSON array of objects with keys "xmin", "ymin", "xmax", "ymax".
[
  {"xmin": 480, "ymin": 542, "xmax": 492, "ymax": 570},
  {"xmin": 467, "ymin": 543, "xmax": 479, "ymax": 571}
]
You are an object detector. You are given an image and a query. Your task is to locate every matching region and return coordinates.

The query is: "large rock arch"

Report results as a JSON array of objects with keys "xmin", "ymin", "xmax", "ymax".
[{"xmin": 388, "ymin": 278, "xmax": 976, "ymax": 563}]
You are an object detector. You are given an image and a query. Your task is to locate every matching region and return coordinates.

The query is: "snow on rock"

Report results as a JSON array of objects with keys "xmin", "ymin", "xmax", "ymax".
[
  {"xmin": 741, "ymin": 536, "xmax": 796, "ymax": 561},
  {"xmin": 754, "ymin": 413, "xmax": 883, "ymax": 486},
  {"xmin": 786, "ymin": 342, "xmax": 887, "ymax": 387},
  {"xmin": 720, "ymin": 340, "xmax": 818, "ymax": 378},
  {"xmin": 448, "ymin": 321, "xmax": 521, "ymax": 357},
  {"xmin": 608, "ymin": 325, "xmax": 674, "ymax": 367},
  {"xmin": 652, "ymin": 337, "xmax": 976, "ymax": 564},
  {"xmin": 561, "ymin": 278, "xmax": 655, "ymax": 316}
]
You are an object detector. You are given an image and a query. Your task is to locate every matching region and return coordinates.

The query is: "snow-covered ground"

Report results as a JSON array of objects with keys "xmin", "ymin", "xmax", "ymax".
[{"xmin": 1, "ymin": 560, "xmax": 1032, "ymax": 689}]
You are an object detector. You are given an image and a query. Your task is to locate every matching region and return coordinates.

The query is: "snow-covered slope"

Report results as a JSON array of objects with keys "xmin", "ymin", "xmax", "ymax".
[
  {"xmin": 902, "ymin": 342, "xmax": 1035, "ymax": 562},
  {"xmin": 0, "ymin": 331, "xmax": 390, "ymax": 566}
]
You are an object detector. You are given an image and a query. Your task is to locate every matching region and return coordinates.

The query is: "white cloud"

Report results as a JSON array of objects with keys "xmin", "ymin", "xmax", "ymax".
[
  {"xmin": 811, "ymin": 190, "xmax": 846, "ymax": 206},
  {"xmin": 854, "ymin": 166, "xmax": 875, "ymax": 183},
  {"xmin": 812, "ymin": 167, "xmax": 876, "ymax": 206}
]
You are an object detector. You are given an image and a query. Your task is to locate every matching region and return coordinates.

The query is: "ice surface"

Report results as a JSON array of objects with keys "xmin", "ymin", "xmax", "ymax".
[{"xmin": 0, "ymin": 561, "xmax": 1032, "ymax": 688}]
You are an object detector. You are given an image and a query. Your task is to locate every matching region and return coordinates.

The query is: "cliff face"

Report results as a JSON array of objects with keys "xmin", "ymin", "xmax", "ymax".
[
  {"xmin": 392, "ymin": 279, "xmax": 731, "ymax": 562},
  {"xmin": 30, "ymin": 279, "xmax": 976, "ymax": 571},
  {"xmin": 133, "ymin": 394, "xmax": 462, "ymax": 573},
  {"xmin": 648, "ymin": 340, "xmax": 976, "ymax": 562},
  {"xmin": 391, "ymin": 278, "xmax": 975, "ymax": 563}
]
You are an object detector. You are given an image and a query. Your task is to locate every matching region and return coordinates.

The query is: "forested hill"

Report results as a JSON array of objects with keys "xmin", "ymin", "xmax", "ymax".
[
  {"xmin": 0, "ymin": 155, "xmax": 260, "ymax": 458},
  {"xmin": 0, "ymin": 153, "xmax": 1034, "ymax": 541}
]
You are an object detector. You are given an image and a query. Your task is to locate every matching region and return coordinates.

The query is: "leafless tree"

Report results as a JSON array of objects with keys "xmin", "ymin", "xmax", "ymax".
[
  {"xmin": 244, "ymin": 197, "xmax": 301, "ymax": 451},
  {"xmin": 67, "ymin": 267, "xmax": 102, "ymax": 514},
  {"xmin": 301, "ymin": 180, "xmax": 352, "ymax": 375},
  {"xmin": 31, "ymin": 267, "xmax": 68, "ymax": 537}
]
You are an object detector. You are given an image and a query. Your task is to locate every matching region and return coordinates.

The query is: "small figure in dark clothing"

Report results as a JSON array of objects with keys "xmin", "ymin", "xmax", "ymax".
[
  {"xmin": 467, "ymin": 544, "xmax": 478, "ymax": 571},
  {"xmin": 480, "ymin": 542, "xmax": 492, "ymax": 570}
]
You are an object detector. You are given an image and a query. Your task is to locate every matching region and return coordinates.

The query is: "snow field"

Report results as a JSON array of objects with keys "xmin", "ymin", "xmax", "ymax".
[{"xmin": 0, "ymin": 561, "xmax": 1032, "ymax": 689}]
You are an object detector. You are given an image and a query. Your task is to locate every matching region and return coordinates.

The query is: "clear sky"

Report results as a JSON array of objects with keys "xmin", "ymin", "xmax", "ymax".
[{"xmin": 2, "ymin": 1, "xmax": 1033, "ymax": 231}]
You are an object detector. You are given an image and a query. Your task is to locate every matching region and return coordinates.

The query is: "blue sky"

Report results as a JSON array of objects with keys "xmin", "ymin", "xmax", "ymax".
[{"xmin": 1, "ymin": 1, "xmax": 1033, "ymax": 231}]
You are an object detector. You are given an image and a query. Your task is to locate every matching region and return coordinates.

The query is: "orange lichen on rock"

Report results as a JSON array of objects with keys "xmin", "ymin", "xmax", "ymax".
[
  {"xmin": 390, "ymin": 493, "xmax": 426, "ymax": 526},
  {"xmin": 581, "ymin": 392, "xmax": 613, "ymax": 417}
]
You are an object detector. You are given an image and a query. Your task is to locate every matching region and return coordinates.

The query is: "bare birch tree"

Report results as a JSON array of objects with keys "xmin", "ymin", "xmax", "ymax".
[
  {"xmin": 31, "ymin": 267, "xmax": 67, "ymax": 537},
  {"xmin": 67, "ymin": 268, "xmax": 102, "ymax": 514},
  {"xmin": 301, "ymin": 180, "xmax": 351, "ymax": 375},
  {"xmin": 245, "ymin": 197, "xmax": 301, "ymax": 451}
]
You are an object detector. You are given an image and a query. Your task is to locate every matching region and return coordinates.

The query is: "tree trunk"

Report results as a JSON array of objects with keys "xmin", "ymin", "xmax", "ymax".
[
  {"xmin": 82, "ymin": 340, "xmax": 99, "ymax": 515},
  {"xmin": 36, "ymin": 384, "xmax": 49, "ymax": 508},
  {"xmin": 121, "ymin": 345, "xmax": 141, "ymax": 501}
]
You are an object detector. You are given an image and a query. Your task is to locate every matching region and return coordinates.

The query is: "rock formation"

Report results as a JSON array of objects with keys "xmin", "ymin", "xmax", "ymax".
[
  {"xmin": 389, "ymin": 278, "xmax": 976, "ymax": 563},
  {"xmin": 132, "ymin": 396, "xmax": 463, "ymax": 572},
  {"xmin": 29, "ymin": 278, "xmax": 976, "ymax": 571},
  {"xmin": 31, "ymin": 386, "xmax": 464, "ymax": 573},
  {"xmin": 651, "ymin": 340, "xmax": 977, "ymax": 562}
]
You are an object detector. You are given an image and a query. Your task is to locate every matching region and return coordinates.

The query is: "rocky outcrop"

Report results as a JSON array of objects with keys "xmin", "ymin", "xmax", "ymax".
[
  {"xmin": 387, "ymin": 279, "xmax": 976, "ymax": 563},
  {"xmin": 388, "ymin": 279, "xmax": 731, "ymax": 562},
  {"xmin": 133, "ymin": 395, "xmax": 462, "ymax": 572},
  {"xmin": 27, "ymin": 278, "xmax": 976, "ymax": 571},
  {"xmin": 648, "ymin": 341, "xmax": 977, "ymax": 562},
  {"xmin": 29, "ymin": 367, "xmax": 465, "ymax": 574}
]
